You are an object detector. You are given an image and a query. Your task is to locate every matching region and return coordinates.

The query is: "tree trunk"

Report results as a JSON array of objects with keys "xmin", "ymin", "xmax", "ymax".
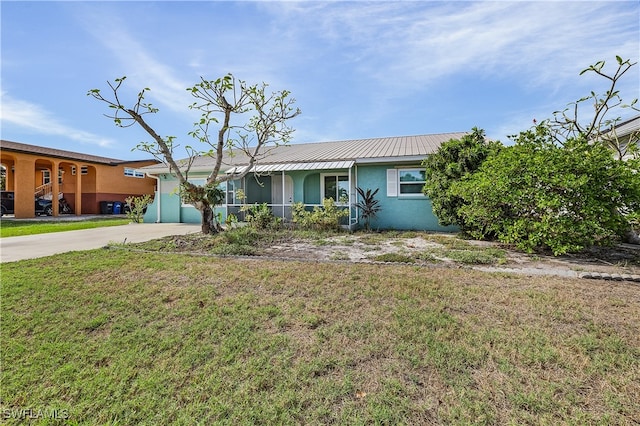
[{"xmin": 199, "ymin": 204, "xmax": 222, "ymax": 234}]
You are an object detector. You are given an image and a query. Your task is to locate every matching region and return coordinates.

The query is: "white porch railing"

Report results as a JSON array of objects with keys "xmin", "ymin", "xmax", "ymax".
[{"xmin": 34, "ymin": 183, "xmax": 53, "ymax": 199}]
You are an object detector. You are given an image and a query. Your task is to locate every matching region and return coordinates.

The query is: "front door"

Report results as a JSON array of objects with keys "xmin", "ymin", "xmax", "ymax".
[{"xmin": 272, "ymin": 174, "xmax": 294, "ymax": 205}]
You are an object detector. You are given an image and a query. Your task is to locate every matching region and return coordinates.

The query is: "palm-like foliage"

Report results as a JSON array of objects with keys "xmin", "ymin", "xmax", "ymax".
[{"xmin": 354, "ymin": 187, "xmax": 381, "ymax": 231}]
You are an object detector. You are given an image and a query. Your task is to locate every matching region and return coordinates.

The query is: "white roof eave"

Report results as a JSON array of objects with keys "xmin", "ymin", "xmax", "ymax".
[
  {"xmin": 140, "ymin": 156, "xmax": 432, "ymax": 176},
  {"xmin": 225, "ymin": 160, "xmax": 355, "ymax": 174},
  {"xmin": 355, "ymin": 155, "xmax": 428, "ymax": 164}
]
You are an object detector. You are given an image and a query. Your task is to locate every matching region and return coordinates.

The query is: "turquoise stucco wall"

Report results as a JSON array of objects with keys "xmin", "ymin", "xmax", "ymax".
[
  {"xmin": 281, "ymin": 165, "xmax": 454, "ymax": 231},
  {"xmin": 142, "ymin": 174, "xmax": 201, "ymax": 224},
  {"xmin": 355, "ymin": 164, "xmax": 455, "ymax": 232},
  {"xmin": 143, "ymin": 194, "xmax": 158, "ymax": 223},
  {"xmin": 145, "ymin": 167, "xmax": 455, "ymax": 231}
]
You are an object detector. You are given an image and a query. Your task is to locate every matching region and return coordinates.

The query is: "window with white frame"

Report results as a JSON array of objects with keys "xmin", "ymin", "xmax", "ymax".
[
  {"xmin": 71, "ymin": 166, "xmax": 88, "ymax": 176},
  {"xmin": 124, "ymin": 168, "xmax": 145, "ymax": 178},
  {"xmin": 398, "ymin": 169, "xmax": 426, "ymax": 195},
  {"xmin": 321, "ymin": 174, "xmax": 349, "ymax": 203},
  {"xmin": 387, "ymin": 168, "xmax": 426, "ymax": 197}
]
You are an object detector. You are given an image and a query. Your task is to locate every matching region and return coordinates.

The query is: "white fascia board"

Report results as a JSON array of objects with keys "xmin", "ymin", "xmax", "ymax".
[
  {"xmin": 354, "ymin": 155, "xmax": 427, "ymax": 164},
  {"xmin": 136, "ymin": 164, "xmax": 228, "ymax": 176},
  {"xmin": 135, "ymin": 166, "xmax": 167, "ymax": 175}
]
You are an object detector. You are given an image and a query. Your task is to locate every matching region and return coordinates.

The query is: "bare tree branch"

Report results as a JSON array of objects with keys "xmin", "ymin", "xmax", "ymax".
[
  {"xmin": 548, "ymin": 57, "xmax": 637, "ymax": 148},
  {"xmin": 89, "ymin": 73, "xmax": 300, "ymax": 234}
]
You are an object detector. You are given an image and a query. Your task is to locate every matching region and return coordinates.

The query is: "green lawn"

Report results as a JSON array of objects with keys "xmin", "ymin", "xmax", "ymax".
[
  {"xmin": 0, "ymin": 218, "xmax": 131, "ymax": 238},
  {"xmin": 2, "ymin": 249, "xmax": 638, "ymax": 424}
]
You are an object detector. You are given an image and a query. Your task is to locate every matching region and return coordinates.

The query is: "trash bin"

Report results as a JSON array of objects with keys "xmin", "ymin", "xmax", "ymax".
[
  {"xmin": 100, "ymin": 201, "xmax": 113, "ymax": 214},
  {"xmin": 113, "ymin": 202, "xmax": 122, "ymax": 215}
]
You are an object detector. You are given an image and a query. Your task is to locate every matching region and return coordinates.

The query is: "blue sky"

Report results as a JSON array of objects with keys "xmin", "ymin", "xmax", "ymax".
[{"xmin": 2, "ymin": 1, "xmax": 638, "ymax": 161}]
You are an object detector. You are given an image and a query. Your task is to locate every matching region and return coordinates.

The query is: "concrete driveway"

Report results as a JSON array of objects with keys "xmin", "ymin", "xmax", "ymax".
[{"xmin": 1, "ymin": 223, "xmax": 201, "ymax": 263}]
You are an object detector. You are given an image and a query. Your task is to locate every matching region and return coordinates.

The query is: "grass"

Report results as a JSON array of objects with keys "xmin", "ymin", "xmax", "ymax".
[
  {"xmin": 427, "ymin": 247, "xmax": 507, "ymax": 265},
  {"xmin": 371, "ymin": 252, "xmax": 415, "ymax": 263},
  {"xmin": 2, "ymin": 249, "xmax": 639, "ymax": 424},
  {"xmin": 0, "ymin": 217, "xmax": 131, "ymax": 238},
  {"xmin": 418, "ymin": 235, "xmax": 507, "ymax": 265}
]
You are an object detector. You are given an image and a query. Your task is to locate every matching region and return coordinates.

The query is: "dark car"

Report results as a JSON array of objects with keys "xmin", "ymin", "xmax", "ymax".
[
  {"xmin": 35, "ymin": 198, "xmax": 54, "ymax": 216},
  {"xmin": 1, "ymin": 191, "xmax": 54, "ymax": 216}
]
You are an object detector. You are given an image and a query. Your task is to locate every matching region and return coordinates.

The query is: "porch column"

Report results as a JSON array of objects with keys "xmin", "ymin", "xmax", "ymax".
[
  {"xmin": 74, "ymin": 163, "xmax": 82, "ymax": 216},
  {"xmin": 14, "ymin": 157, "xmax": 36, "ymax": 218},
  {"xmin": 225, "ymin": 180, "xmax": 229, "ymax": 218},
  {"xmin": 5, "ymin": 162, "xmax": 14, "ymax": 191},
  {"xmin": 282, "ymin": 170, "xmax": 285, "ymax": 218},
  {"xmin": 51, "ymin": 160, "xmax": 60, "ymax": 216},
  {"xmin": 348, "ymin": 165, "xmax": 353, "ymax": 229}
]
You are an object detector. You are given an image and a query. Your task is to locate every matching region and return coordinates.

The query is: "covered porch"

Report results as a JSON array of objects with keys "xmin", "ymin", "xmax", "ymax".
[
  {"xmin": 222, "ymin": 161, "xmax": 359, "ymax": 228},
  {"xmin": 1, "ymin": 152, "xmax": 93, "ymax": 218}
]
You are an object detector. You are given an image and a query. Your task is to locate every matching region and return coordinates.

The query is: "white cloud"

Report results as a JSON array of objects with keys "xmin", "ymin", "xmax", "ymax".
[
  {"xmin": 0, "ymin": 92, "xmax": 115, "ymax": 147},
  {"xmin": 73, "ymin": 4, "xmax": 301, "ymax": 133},
  {"xmin": 261, "ymin": 0, "xmax": 638, "ymax": 141},
  {"xmin": 56, "ymin": 1, "xmax": 637, "ymax": 147},
  {"xmin": 72, "ymin": 5, "xmax": 194, "ymax": 116},
  {"xmin": 265, "ymin": 1, "xmax": 638, "ymax": 90}
]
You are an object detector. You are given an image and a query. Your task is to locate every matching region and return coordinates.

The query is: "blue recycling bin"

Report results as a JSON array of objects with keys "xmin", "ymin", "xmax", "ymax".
[{"xmin": 112, "ymin": 202, "xmax": 122, "ymax": 214}]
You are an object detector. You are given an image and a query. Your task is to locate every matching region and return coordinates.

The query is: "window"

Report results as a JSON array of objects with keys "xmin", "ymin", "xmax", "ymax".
[
  {"xmin": 124, "ymin": 168, "xmax": 145, "ymax": 178},
  {"xmin": 398, "ymin": 169, "xmax": 426, "ymax": 195},
  {"xmin": 322, "ymin": 174, "xmax": 348, "ymax": 203},
  {"xmin": 387, "ymin": 168, "xmax": 426, "ymax": 197},
  {"xmin": 81, "ymin": 166, "xmax": 88, "ymax": 175},
  {"xmin": 42, "ymin": 170, "xmax": 51, "ymax": 185}
]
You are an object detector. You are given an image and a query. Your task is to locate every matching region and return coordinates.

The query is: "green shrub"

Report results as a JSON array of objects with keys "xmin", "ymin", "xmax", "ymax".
[
  {"xmin": 422, "ymin": 127, "xmax": 501, "ymax": 228},
  {"xmin": 209, "ymin": 227, "xmax": 262, "ymax": 255},
  {"xmin": 242, "ymin": 203, "xmax": 281, "ymax": 230},
  {"xmin": 125, "ymin": 194, "xmax": 153, "ymax": 223},
  {"xmin": 453, "ymin": 133, "xmax": 640, "ymax": 255},
  {"xmin": 292, "ymin": 198, "xmax": 349, "ymax": 231},
  {"xmin": 221, "ymin": 226, "xmax": 261, "ymax": 246}
]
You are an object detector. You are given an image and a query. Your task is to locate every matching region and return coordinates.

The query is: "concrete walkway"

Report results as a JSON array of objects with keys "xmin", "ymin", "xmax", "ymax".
[{"xmin": 0, "ymin": 223, "xmax": 201, "ymax": 263}]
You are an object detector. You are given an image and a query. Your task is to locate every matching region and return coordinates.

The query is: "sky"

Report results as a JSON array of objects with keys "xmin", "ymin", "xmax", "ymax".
[{"xmin": 1, "ymin": 1, "xmax": 639, "ymax": 161}]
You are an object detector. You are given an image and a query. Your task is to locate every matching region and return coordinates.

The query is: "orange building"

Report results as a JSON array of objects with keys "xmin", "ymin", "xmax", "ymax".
[{"xmin": 0, "ymin": 140, "xmax": 159, "ymax": 218}]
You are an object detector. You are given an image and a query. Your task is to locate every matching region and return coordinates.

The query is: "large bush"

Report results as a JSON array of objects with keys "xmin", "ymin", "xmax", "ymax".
[
  {"xmin": 423, "ymin": 57, "xmax": 640, "ymax": 255},
  {"xmin": 422, "ymin": 127, "xmax": 501, "ymax": 227},
  {"xmin": 451, "ymin": 125, "xmax": 640, "ymax": 255}
]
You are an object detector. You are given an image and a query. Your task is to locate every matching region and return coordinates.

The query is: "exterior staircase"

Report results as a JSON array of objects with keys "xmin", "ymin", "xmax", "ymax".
[{"xmin": 35, "ymin": 183, "xmax": 53, "ymax": 200}]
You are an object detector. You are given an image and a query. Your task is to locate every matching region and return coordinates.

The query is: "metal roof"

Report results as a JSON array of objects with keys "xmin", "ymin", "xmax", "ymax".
[
  {"xmin": 0, "ymin": 140, "xmax": 156, "ymax": 165},
  {"xmin": 139, "ymin": 132, "xmax": 467, "ymax": 175},
  {"xmin": 611, "ymin": 114, "xmax": 640, "ymax": 138},
  {"xmin": 226, "ymin": 161, "xmax": 355, "ymax": 174}
]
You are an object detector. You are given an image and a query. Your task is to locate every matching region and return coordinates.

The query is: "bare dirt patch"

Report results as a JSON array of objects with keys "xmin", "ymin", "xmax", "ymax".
[
  {"xmin": 262, "ymin": 233, "xmax": 640, "ymax": 277},
  {"xmin": 129, "ymin": 230, "xmax": 640, "ymax": 280}
]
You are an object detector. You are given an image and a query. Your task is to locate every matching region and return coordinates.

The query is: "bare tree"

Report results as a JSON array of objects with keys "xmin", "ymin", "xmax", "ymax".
[
  {"xmin": 88, "ymin": 74, "xmax": 301, "ymax": 234},
  {"xmin": 549, "ymin": 56, "xmax": 639, "ymax": 158}
]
